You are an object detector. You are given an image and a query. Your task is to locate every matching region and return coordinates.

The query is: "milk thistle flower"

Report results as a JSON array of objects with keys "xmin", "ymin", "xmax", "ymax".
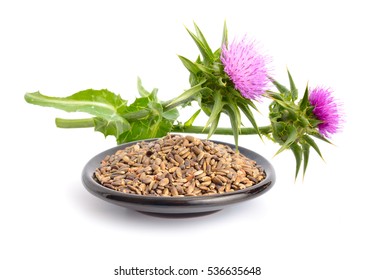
[
  {"xmin": 167, "ymin": 22, "xmax": 270, "ymax": 147},
  {"xmin": 309, "ymin": 87, "xmax": 342, "ymax": 138},
  {"xmin": 221, "ymin": 37, "xmax": 269, "ymax": 100},
  {"xmin": 266, "ymin": 71, "xmax": 344, "ymax": 178}
]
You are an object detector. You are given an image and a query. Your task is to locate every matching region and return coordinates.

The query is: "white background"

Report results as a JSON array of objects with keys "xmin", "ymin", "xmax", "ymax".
[{"xmin": 1, "ymin": 0, "xmax": 373, "ymax": 279}]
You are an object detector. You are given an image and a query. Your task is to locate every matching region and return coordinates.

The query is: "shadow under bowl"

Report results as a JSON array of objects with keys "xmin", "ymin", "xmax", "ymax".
[{"xmin": 82, "ymin": 139, "xmax": 276, "ymax": 218}]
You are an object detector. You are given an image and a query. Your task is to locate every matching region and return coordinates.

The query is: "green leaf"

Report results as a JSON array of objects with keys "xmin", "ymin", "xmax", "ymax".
[
  {"xmin": 24, "ymin": 90, "xmax": 130, "ymax": 139},
  {"xmin": 189, "ymin": 72, "xmax": 199, "ymax": 87},
  {"xmin": 184, "ymin": 109, "xmax": 201, "ymax": 127},
  {"xmin": 208, "ymin": 112, "xmax": 221, "ymax": 138},
  {"xmin": 298, "ymin": 115, "xmax": 310, "ymax": 128},
  {"xmin": 162, "ymin": 108, "xmax": 179, "ymax": 121},
  {"xmin": 165, "ymin": 80, "xmax": 207, "ymax": 109},
  {"xmin": 309, "ymin": 118, "xmax": 322, "ymax": 127},
  {"xmin": 270, "ymin": 120, "xmax": 288, "ymax": 144},
  {"xmin": 213, "ymin": 48, "xmax": 222, "ymax": 60},
  {"xmin": 186, "ymin": 27, "xmax": 214, "ymax": 64},
  {"xmin": 302, "ymin": 143, "xmax": 310, "ymax": 178},
  {"xmin": 243, "ymin": 97, "xmax": 260, "ymax": 113},
  {"xmin": 290, "ymin": 143, "xmax": 303, "ymax": 179},
  {"xmin": 269, "ymin": 77, "xmax": 291, "ymax": 98},
  {"xmin": 221, "ymin": 20, "xmax": 228, "ymax": 48},
  {"xmin": 274, "ymin": 125, "xmax": 298, "ymax": 156},
  {"xmin": 137, "ymin": 77, "xmax": 151, "ymax": 97},
  {"xmin": 118, "ymin": 117, "xmax": 173, "ymax": 143},
  {"xmin": 178, "ymin": 55, "xmax": 200, "ymax": 75},
  {"xmin": 304, "ymin": 135, "xmax": 324, "ymax": 159},
  {"xmin": 118, "ymin": 95, "xmax": 177, "ymax": 143},
  {"xmin": 204, "ymin": 91, "xmax": 223, "ymax": 129},
  {"xmin": 287, "ymin": 69, "xmax": 298, "ymax": 101},
  {"xmin": 124, "ymin": 96, "xmax": 151, "ymax": 115},
  {"xmin": 25, "ymin": 90, "xmax": 127, "ymax": 118},
  {"xmin": 237, "ymin": 101, "xmax": 261, "ymax": 137},
  {"xmin": 223, "ymin": 102, "xmax": 241, "ymax": 149},
  {"xmin": 299, "ymin": 84, "xmax": 310, "ymax": 111},
  {"xmin": 195, "ymin": 64, "xmax": 216, "ymax": 76},
  {"xmin": 229, "ymin": 88, "xmax": 261, "ymax": 113},
  {"xmin": 309, "ymin": 131, "xmax": 334, "ymax": 145},
  {"xmin": 266, "ymin": 91, "xmax": 284, "ymax": 101},
  {"xmin": 193, "ymin": 22, "xmax": 214, "ymax": 58},
  {"xmin": 93, "ymin": 117, "xmax": 130, "ymax": 139},
  {"xmin": 269, "ymin": 96, "xmax": 296, "ymax": 112}
]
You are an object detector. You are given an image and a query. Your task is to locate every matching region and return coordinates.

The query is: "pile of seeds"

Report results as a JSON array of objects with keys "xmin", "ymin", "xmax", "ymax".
[{"xmin": 94, "ymin": 134, "xmax": 266, "ymax": 197}]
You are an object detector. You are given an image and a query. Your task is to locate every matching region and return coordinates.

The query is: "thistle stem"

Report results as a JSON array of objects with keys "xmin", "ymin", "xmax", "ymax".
[
  {"xmin": 55, "ymin": 118, "xmax": 95, "ymax": 128},
  {"xmin": 55, "ymin": 109, "xmax": 150, "ymax": 129},
  {"xmin": 172, "ymin": 125, "xmax": 272, "ymax": 135},
  {"xmin": 55, "ymin": 116, "xmax": 272, "ymax": 137}
]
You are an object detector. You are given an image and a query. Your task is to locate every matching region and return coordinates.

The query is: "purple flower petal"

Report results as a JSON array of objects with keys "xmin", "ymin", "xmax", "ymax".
[
  {"xmin": 309, "ymin": 87, "xmax": 343, "ymax": 138},
  {"xmin": 221, "ymin": 37, "xmax": 269, "ymax": 100}
]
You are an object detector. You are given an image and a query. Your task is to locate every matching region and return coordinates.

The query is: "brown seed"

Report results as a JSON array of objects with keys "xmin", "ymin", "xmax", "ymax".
[
  {"xmin": 175, "ymin": 167, "xmax": 182, "ymax": 178},
  {"xmin": 200, "ymin": 180, "xmax": 211, "ymax": 187},
  {"xmin": 160, "ymin": 161, "xmax": 166, "ymax": 171},
  {"xmin": 185, "ymin": 135, "xmax": 195, "ymax": 142},
  {"xmin": 168, "ymin": 156, "xmax": 179, "ymax": 166},
  {"xmin": 139, "ymin": 184, "xmax": 146, "ymax": 193},
  {"xmin": 170, "ymin": 186, "xmax": 179, "ymax": 196},
  {"xmin": 169, "ymin": 166, "xmax": 178, "ymax": 173},
  {"xmin": 200, "ymin": 176, "xmax": 211, "ymax": 182},
  {"xmin": 218, "ymin": 185, "xmax": 226, "ymax": 193},
  {"xmin": 196, "ymin": 172, "xmax": 206, "ymax": 179},
  {"xmin": 140, "ymin": 173, "xmax": 151, "ymax": 184},
  {"xmin": 163, "ymin": 188, "xmax": 170, "ymax": 196},
  {"xmin": 180, "ymin": 151, "xmax": 191, "ymax": 159},
  {"xmin": 122, "ymin": 156, "xmax": 130, "ymax": 163},
  {"xmin": 194, "ymin": 170, "xmax": 204, "ymax": 176},
  {"xmin": 176, "ymin": 185, "xmax": 184, "ymax": 195},
  {"xmin": 191, "ymin": 146, "xmax": 202, "ymax": 155},
  {"xmin": 178, "ymin": 148, "xmax": 189, "ymax": 156},
  {"xmin": 152, "ymin": 164, "xmax": 160, "ymax": 173},
  {"xmin": 216, "ymin": 175, "xmax": 228, "ymax": 183},
  {"xmin": 212, "ymin": 176, "xmax": 224, "ymax": 186},
  {"xmin": 186, "ymin": 183, "xmax": 195, "ymax": 194},
  {"xmin": 174, "ymin": 154, "xmax": 184, "ymax": 165},
  {"xmin": 159, "ymin": 178, "xmax": 169, "ymax": 187},
  {"xmin": 197, "ymin": 152, "xmax": 205, "ymax": 161},
  {"xmin": 185, "ymin": 193, "xmax": 196, "ymax": 196},
  {"xmin": 112, "ymin": 180, "xmax": 124, "ymax": 186},
  {"xmin": 203, "ymin": 145, "xmax": 211, "ymax": 151}
]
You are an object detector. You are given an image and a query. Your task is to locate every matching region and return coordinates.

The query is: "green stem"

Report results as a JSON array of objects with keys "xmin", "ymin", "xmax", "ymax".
[
  {"xmin": 55, "ymin": 118, "xmax": 95, "ymax": 128},
  {"xmin": 55, "ymin": 109, "xmax": 149, "ymax": 129},
  {"xmin": 55, "ymin": 116, "xmax": 273, "ymax": 137},
  {"xmin": 172, "ymin": 125, "xmax": 272, "ymax": 135},
  {"xmin": 123, "ymin": 109, "xmax": 149, "ymax": 120}
]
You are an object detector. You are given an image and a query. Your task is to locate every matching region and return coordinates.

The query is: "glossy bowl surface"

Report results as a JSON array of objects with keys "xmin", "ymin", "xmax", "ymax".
[{"xmin": 82, "ymin": 139, "xmax": 276, "ymax": 217}]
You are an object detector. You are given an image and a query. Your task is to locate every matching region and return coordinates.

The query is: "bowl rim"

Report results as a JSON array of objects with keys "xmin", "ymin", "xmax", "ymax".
[{"xmin": 82, "ymin": 137, "xmax": 276, "ymax": 203}]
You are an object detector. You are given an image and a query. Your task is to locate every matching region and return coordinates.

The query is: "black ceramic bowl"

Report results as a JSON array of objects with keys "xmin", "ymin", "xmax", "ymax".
[{"xmin": 82, "ymin": 139, "xmax": 276, "ymax": 217}]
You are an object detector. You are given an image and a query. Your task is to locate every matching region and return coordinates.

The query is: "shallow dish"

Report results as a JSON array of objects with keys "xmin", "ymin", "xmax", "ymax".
[{"xmin": 82, "ymin": 139, "xmax": 276, "ymax": 217}]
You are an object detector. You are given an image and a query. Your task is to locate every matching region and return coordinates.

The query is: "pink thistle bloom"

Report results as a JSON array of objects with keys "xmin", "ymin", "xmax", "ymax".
[
  {"xmin": 309, "ymin": 87, "xmax": 343, "ymax": 138},
  {"xmin": 221, "ymin": 37, "xmax": 269, "ymax": 100}
]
